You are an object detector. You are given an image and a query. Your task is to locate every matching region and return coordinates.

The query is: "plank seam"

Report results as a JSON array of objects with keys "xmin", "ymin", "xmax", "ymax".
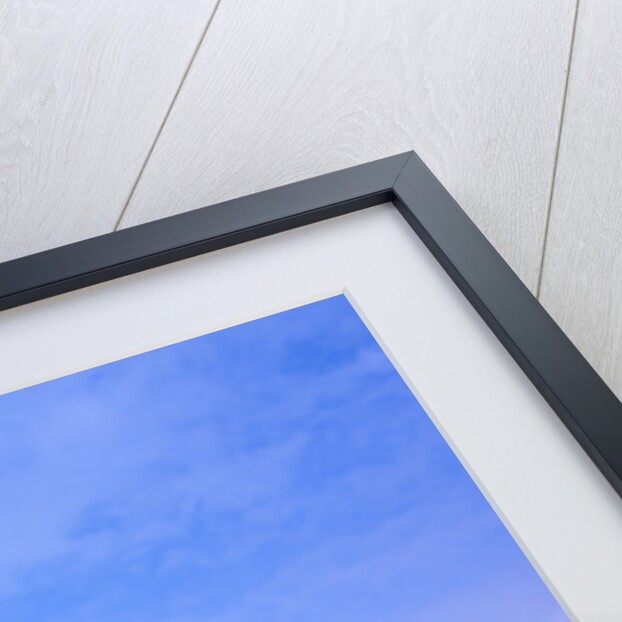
[
  {"xmin": 535, "ymin": 0, "xmax": 581, "ymax": 298},
  {"xmin": 112, "ymin": 0, "xmax": 226, "ymax": 232}
]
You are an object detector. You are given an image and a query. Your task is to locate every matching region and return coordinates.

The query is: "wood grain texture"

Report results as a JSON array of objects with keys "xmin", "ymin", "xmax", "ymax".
[
  {"xmin": 0, "ymin": 0, "xmax": 218, "ymax": 262},
  {"xmin": 539, "ymin": 0, "xmax": 622, "ymax": 400},
  {"xmin": 120, "ymin": 0, "xmax": 576, "ymax": 291}
]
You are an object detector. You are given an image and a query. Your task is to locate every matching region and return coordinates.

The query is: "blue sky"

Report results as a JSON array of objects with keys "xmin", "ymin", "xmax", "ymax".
[{"xmin": 0, "ymin": 295, "xmax": 567, "ymax": 621}]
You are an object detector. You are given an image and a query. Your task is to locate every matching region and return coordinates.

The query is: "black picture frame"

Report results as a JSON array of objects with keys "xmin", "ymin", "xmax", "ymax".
[{"xmin": 1, "ymin": 151, "xmax": 620, "ymax": 498}]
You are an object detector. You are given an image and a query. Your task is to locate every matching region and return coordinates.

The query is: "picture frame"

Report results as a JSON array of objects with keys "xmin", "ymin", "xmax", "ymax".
[{"xmin": 1, "ymin": 150, "xmax": 620, "ymax": 499}]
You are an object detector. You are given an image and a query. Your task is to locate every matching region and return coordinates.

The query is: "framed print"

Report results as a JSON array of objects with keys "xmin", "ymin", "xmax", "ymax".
[{"xmin": 0, "ymin": 152, "xmax": 621, "ymax": 620}]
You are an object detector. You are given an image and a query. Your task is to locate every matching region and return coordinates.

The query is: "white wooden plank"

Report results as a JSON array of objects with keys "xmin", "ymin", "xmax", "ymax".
[
  {"xmin": 0, "ymin": 0, "xmax": 218, "ymax": 262},
  {"xmin": 119, "ymin": 0, "xmax": 576, "ymax": 291},
  {"xmin": 539, "ymin": 1, "xmax": 622, "ymax": 400}
]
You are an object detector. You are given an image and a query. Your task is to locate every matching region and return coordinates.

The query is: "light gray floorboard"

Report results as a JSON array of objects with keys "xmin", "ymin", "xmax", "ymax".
[
  {"xmin": 539, "ymin": 0, "xmax": 622, "ymax": 399},
  {"xmin": 119, "ymin": 0, "xmax": 576, "ymax": 291},
  {"xmin": 0, "ymin": 0, "xmax": 218, "ymax": 262}
]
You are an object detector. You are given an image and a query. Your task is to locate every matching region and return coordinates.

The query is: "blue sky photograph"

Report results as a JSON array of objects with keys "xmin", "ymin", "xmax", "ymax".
[{"xmin": 0, "ymin": 295, "xmax": 567, "ymax": 621}]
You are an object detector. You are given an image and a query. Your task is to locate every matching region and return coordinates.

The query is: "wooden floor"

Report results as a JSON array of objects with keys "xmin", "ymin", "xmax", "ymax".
[{"xmin": 1, "ymin": 0, "xmax": 620, "ymax": 400}]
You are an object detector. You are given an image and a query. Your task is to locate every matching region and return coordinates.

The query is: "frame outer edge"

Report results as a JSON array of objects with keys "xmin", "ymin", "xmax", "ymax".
[
  {"xmin": 392, "ymin": 151, "xmax": 622, "ymax": 498},
  {"xmin": 0, "ymin": 153, "xmax": 411, "ymax": 312}
]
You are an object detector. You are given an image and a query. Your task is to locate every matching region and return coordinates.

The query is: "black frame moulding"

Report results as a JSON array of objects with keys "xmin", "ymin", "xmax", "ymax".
[{"xmin": 1, "ymin": 151, "xmax": 621, "ymax": 497}]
